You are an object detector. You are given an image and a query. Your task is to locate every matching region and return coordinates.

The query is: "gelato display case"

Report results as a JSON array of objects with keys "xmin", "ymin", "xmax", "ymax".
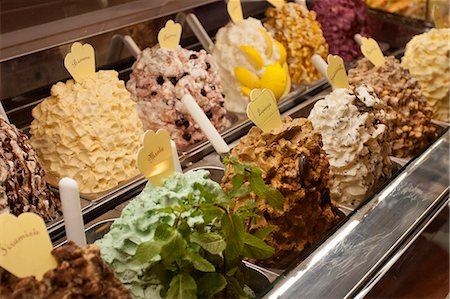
[{"xmin": 0, "ymin": 0, "xmax": 448, "ymax": 298}]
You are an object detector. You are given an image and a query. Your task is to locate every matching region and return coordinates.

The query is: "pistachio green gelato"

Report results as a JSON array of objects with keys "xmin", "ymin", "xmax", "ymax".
[{"xmin": 96, "ymin": 170, "xmax": 223, "ymax": 298}]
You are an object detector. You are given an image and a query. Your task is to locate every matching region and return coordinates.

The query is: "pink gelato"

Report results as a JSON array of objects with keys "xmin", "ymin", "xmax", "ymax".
[{"xmin": 127, "ymin": 46, "xmax": 230, "ymax": 149}]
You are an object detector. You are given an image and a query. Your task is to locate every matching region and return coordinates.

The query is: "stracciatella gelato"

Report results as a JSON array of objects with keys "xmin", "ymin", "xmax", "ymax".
[
  {"xmin": 127, "ymin": 46, "xmax": 230, "ymax": 148},
  {"xmin": 348, "ymin": 56, "xmax": 437, "ymax": 158},
  {"xmin": 313, "ymin": 0, "xmax": 370, "ymax": 61},
  {"xmin": 222, "ymin": 117, "xmax": 340, "ymax": 268},
  {"xmin": 264, "ymin": 2, "xmax": 328, "ymax": 84},
  {"xmin": 212, "ymin": 17, "xmax": 289, "ymax": 113},
  {"xmin": 0, "ymin": 117, "xmax": 61, "ymax": 221},
  {"xmin": 309, "ymin": 85, "xmax": 393, "ymax": 207},
  {"xmin": 402, "ymin": 28, "xmax": 450, "ymax": 122},
  {"xmin": 96, "ymin": 170, "xmax": 223, "ymax": 298},
  {"xmin": 30, "ymin": 70, "xmax": 143, "ymax": 194}
]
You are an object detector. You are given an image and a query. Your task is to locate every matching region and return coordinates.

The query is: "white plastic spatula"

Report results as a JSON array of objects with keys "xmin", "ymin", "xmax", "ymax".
[
  {"xmin": 181, "ymin": 94, "xmax": 230, "ymax": 156},
  {"xmin": 311, "ymin": 54, "xmax": 328, "ymax": 79},
  {"xmin": 354, "ymin": 34, "xmax": 363, "ymax": 46},
  {"xmin": 59, "ymin": 177, "xmax": 87, "ymax": 247}
]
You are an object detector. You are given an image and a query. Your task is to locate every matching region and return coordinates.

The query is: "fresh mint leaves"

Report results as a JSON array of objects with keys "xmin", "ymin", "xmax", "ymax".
[{"xmin": 131, "ymin": 160, "xmax": 284, "ymax": 298}]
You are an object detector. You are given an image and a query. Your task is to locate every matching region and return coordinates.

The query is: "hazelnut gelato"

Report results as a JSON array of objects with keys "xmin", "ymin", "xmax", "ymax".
[
  {"xmin": 348, "ymin": 56, "xmax": 437, "ymax": 158},
  {"xmin": 222, "ymin": 117, "xmax": 340, "ymax": 268},
  {"xmin": 309, "ymin": 85, "xmax": 393, "ymax": 207}
]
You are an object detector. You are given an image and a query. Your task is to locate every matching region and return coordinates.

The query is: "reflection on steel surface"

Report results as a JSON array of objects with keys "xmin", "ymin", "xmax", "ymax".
[{"xmin": 265, "ymin": 130, "xmax": 449, "ymax": 299}]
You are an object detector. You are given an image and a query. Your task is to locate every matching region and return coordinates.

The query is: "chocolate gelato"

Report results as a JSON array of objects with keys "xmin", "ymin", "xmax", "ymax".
[
  {"xmin": 348, "ymin": 56, "xmax": 437, "ymax": 158},
  {"xmin": 0, "ymin": 117, "xmax": 60, "ymax": 221},
  {"xmin": 0, "ymin": 241, "xmax": 131, "ymax": 299},
  {"xmin": 222, "ymin": 117, "xmax": 340, "ymax": 267}
]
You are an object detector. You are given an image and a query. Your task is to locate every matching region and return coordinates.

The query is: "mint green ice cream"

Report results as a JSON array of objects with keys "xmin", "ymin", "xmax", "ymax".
[{"xmin": 96, "ymin": 170, "xmax": 223, "ymax": 298}]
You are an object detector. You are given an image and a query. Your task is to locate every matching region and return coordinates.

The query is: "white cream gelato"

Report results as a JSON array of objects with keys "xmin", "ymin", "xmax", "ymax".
[
  {"xmin": 308, "ymin": 85, "xmax": 393, "ymax": 207},
  {"xmin": 30, "ymin": 70, "xmax": 143, "ymax": 194}
]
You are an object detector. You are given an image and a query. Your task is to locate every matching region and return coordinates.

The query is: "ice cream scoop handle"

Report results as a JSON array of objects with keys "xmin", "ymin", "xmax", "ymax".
[
  {"xmin": 311, "ymin": 54, "xmax": 328, "ymax": 80},
  {"xmin": 181, "ymin": 94, "xmax": 230, "ymax": 155},
  {"xmin": 354, "ymin": 34, "xmax": 363, "ymax": 46},
  {"xmin": 123, "ymin": 35, "xmax": 142, "ymax": 58},
  {"xmin": 186, "ymin": 13, "xmax": 213, "ymax": 52},
  {"xmin": 170, "ymin": 140, "xmax": 183, "ymax": 173},
  {"xmin": 59, "ymin": 177, "xmax": 87, "ymax": 247}
]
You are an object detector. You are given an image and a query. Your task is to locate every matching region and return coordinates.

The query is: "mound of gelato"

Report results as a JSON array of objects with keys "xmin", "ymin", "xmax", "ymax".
[
  {"xmin": 366, "ymin": 0, "xmax": 426, "ymax": 19},
  {"xmin": 222, "ymin": 117, "xmax": 340, "ymax": 268},
  {"xmin": 0, "ymin": 117, "xmax": 61, "ymax": 221},
  {"xmin": 30, "ymin": 70, "xmax": 143, "ymax": 194},
  {"xmin": 127, "ymin": 46, "xmax": 230, "ymax": 147},
  {"xmin": 0, "ymin": 241, "xmax": 131, "ymax": 299},
  {"xmin": 264, "ymin": 2, "xmax": 328, "ymax": 85},
  {"xmin": 348, "ymin": 56, "xmax": 437, "ymax": 157},
  {"xmin": 96, "ymin": 170, "xmax": 224, "ymax": 298},
  {"xmin": 212, "ymin": 17, "xmax": 289, "ymax": 113},
  {"xmin": 402, "ymin": 28, "xmax": 450, "ymax": 122},
  {"xmin": 309, "ymin": 85, "xmax": 393, "ymax": 207},
  {"xmin": 313, "ymin": 0, "xmax": 370, "ymax": 61}
]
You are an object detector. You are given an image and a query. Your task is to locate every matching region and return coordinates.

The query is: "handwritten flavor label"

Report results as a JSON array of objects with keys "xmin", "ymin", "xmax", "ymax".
[
  {"xmin": 158, "ymin": 20, "xmax": 182, "ymax": 49},
  {"xmin": 267, "ymin": 0, "xmax": 285, "ymax": 8},
  {"xmin": 0, "ymin": 213, "xmax": 57, "ymax": 280},
  {"xmin": 326, "ymin": 55, "xmax": 349, "ymax": 89},
  {"xmin": 360, "ymin": 37, "xmax": 385, "ymax": 67},
  {"xmin": 137, "ymin": 129, "xmax": 174, "ymax": 186},
  {"xmin": 64, "ymin": 42, "xmax": 95, "ymax": 82},
  {"xmin": 247, "ymin": 88, "xmax": 282, "ymax": 133},
  {"xmin": 227, "ymin": 0, "xmax": 244, "ymax": 23}
]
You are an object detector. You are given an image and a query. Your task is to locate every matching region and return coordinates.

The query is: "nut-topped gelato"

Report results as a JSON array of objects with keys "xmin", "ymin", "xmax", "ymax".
[
  {"xmin": 309, "ymin": 85, "xmax": 393, "ymax": 207},
  {"xmin": 264, "ymin": 2, "xmax": 328, "ymax": 85},
  {"xmin": 348, "ymin": 56, "xmax": 437, "ymax": 157},
  {"xmin": 222, "ymin": 117, "xmax": 340, "ymax": 267},
  {"xmin": 0, "ymin": 117, "xmax": 61, "ymax": 221},
  {"xmin": 127, "ymin": 46, "xmax": 230, "ymax": 147},
  {"xmin": 30, "ymin": 70, "xmax": 143, "ymax": 194}
]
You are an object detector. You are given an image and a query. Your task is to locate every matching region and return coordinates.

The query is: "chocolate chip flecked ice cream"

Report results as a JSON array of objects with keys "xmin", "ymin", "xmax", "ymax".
[
  {"xmin": 222, "ymin": 117, "xmax": 340, "ymax": 268},
  {"xmin": 127, "ymin": 45, "xmax": 230, "ymax": 149},
  {"xmin": 348, "ymin": 56, "xmax": 437, "ymax": 158},
  {"xmin": 0, "ymin": 117, "xmax": 60, "ymax": 221},
  {"xmin": 0, "ymin": 241, "xmax": 131, "ymax": 299}
]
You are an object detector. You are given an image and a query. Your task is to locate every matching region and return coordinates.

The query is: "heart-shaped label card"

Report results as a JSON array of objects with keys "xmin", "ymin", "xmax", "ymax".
[
  {"xmin": 158, "ymin": 20, "xmax": 182, "ymax": 49},
  {"xmin": 64, "ymin": 42, "xmax": 95, "ymax": 82},
  {"xmin": 227, "ymin": 0, "xmax": 244, "ymax": 23},
  {"xmin": 137, "ymin": 129, "xmax": 175, "ymax": 186},
  {"xmin": 360, "ymin": 37, "xmax": 385, "ymax": 67},
  {"xmin": 326, "ymin": 55, "xmax": 349, "ymax": 89},
  {"xmin": 0, "ymin": 213, "xmax": 57, "ymax": 280},
  {"xmin": 247, "ymin": 88, "xmax": 282, "ymax": 133}
]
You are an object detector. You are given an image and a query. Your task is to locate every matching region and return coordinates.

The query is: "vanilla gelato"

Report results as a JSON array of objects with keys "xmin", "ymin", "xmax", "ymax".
[
  {"xmin": 212, "ymin": 17, "xmax": 288, "ymax": 113},
  {"xmin": 265, "ymin": 2, "xmax": 328, "ymax": 84},
  {"xmin": 402, "ymin": 28, "xmax": 450, "ymax": 122},
  {"xmin": 30, "ymin": 70, "xmax": 143, "ymax": 194},
  {"xmin": 309, "ymin": 85, "xmax": 393, "ymax": 207}
]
